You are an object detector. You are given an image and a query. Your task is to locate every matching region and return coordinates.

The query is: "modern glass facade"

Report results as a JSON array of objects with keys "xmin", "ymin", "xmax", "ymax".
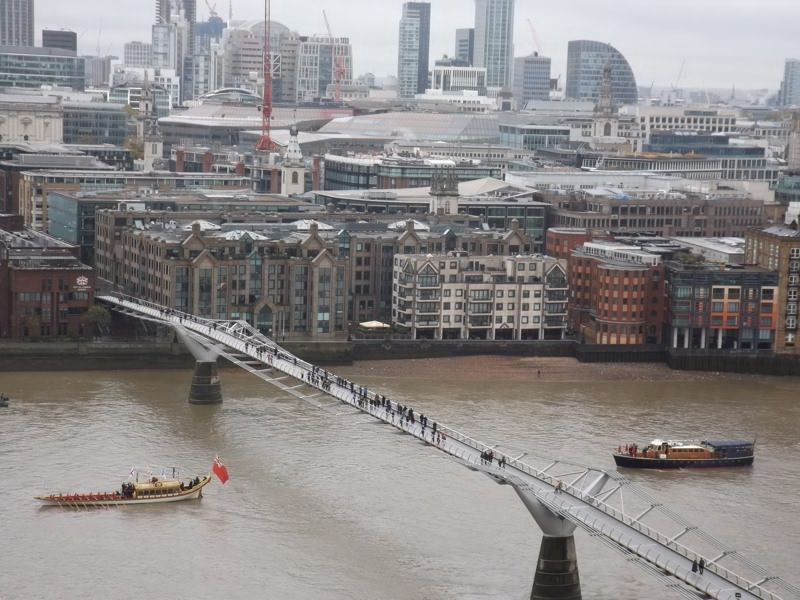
[
  {"xmin": 565, "ymin": 40, "xmax": 638, "ymax": 106},
  {"xmin": 455, "ymin": 28, "xmax": 474, "ymax": 66},
  {"xmin": 397, "ymin": 2, "xmax": 431, "ymax": 98},
  {"xmin": 0, "ymin": 0, "xmax": 34, "ymax": 47},
  {"xmin": 512, "ymin": 54, "xmax": 551, "ymax": 103},
  {"xmin": 63, "ymin": 103, "xmax": 128, "ymax": 147},
  {"xmin": 473, "ymin": 0, "xmax": 514, "ymax": 89},
  {"xmin": 778, "ymin": 59, "xmax": 800, "ymax": 107},
  {"xmin": 0, "ymin": 45, "xmax": 85, "ymax": 90},
  {"xmin": 499, "ymin": 124, "xmax": 570, "ymax": 150}
]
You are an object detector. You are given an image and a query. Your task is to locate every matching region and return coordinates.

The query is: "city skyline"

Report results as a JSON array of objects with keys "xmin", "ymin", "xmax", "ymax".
[{"xmin": 30, "ymin": 0, "xmax": 800, "ymax": 92}]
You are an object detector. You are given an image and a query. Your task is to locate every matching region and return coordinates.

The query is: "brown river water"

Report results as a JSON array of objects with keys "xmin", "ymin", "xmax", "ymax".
[{"xmin": 1, "ymin": 356, "xmax": 798, "ymax": 599}]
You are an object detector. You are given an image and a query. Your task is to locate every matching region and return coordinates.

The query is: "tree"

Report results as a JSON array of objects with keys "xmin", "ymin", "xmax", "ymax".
[
  {"xmin": 81, "ymin": 305, "xmax": 111, "ymax": 338},
  {"xmin": 124, "ymin": 136, "xmax": 144, "ymax": 160}
]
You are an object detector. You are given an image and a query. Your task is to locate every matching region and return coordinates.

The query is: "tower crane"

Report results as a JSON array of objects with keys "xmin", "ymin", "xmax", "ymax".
[
  {"xmin": 323, "ymin": 10, "xmax": 346, "ymax": 103},
  {"xmin": 527, "ymin": 18, "xmax": 543, "ymax": 55},
  {"xmin": 255, "ymin": 0, "xmax": 274, "ymax": 151},
  {"xmin": 204, "ymin": 0, "xmax": 218, "ymax": 18}
]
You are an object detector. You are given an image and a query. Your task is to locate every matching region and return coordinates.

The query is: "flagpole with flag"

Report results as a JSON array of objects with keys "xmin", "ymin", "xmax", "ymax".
[{"xmin": 212, "ymin": 455, "xmax": 229, "ymax": 484}]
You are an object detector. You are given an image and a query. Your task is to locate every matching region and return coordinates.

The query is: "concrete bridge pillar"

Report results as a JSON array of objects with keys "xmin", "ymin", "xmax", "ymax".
[
  {"xmin": 530, "ymin": 535, "xmax": 581, "ymax": 600},
  {"xmin": 189, "ymin": 360, "xmax": 222, "ymax": 404}
]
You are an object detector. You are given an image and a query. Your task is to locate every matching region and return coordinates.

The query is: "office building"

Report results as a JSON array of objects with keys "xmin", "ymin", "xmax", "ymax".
[
  {"xmin": 473, "ymin": 0, "xmax": 514, "ymax": 90},
  {"xmin": 513, "ymin": 53, "xmax": 551, "ymax": 103},
  {"xmin": 124, "ymin": 41, "xmax": 153, "ymax": 68},
  {"xmin": 455, "ymin": 28, "xmax": 474, "ymax": 66},
  {"xmin": 568, "ymin": 240, "xmax": 666, "ymax": 345},
  {"xmin": 83, "ymin": 55, "xmax": 115, "ymax": 88},
  {"xmin": 0, "ymin": 218, "xmax": 95, "ymax": 339},
  {"xmin": 62, "ymin": 102, "xmax": 128, "ymax": 147},
  {"xmin": 0, "ymin": 46, "xmax": 85, "ymax": 91},
  {"xmin": 745, "ymin": 226, "xmax": 800, "ymax": 354},
  {"xmin": 0, "ymin": 0, "xmax": 34, "ymax": 47},
  {"xmin": 665, "ymin": 262, "xmax": 778, "ymax": 352},
  {"xmin": 42, "ymin": 29, "xmax": 77, "ymax": 52},
  {"xmin": 296, "ymin": 35, "xmax": 353, "ymax": 103},
  {"xmin": 323, "ymin": 154, "xmax": 501, "ymax": 191},
  {"xmin": 156, "ymin": 0, "xmax": 196, "ymax": 27},
  {"xmin": 778, "ymin": 59, "xmax": 800, "ymax": 107},
  {"xmin": 430, "ymin": 64, "xmax": 486, "ymax": 94},
  {"xmin": 550, "ymin": 188, "xmax": 766, "ymax": 238},
  {"xmin": 565, "ymin": 40, "xmax": 638, "ymax": 106},
  {"xmin": 397, "ymin": 2, "xmax": 431, "ymax": 99}
]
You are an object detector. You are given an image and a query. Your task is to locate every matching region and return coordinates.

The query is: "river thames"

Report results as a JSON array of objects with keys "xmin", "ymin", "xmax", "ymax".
[{"xmin": 2, "ymin": 356, "xmax": 799, "ymax": 599}]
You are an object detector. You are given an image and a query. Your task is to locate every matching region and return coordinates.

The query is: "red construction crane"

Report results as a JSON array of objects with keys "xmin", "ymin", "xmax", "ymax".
[
  {"xmin": 256, "ymin": 0, "xmax": 274, "ymax": 151},
  {"xmin": 322, "ymin": 10, "xmax": 345, "ymax": 103}
]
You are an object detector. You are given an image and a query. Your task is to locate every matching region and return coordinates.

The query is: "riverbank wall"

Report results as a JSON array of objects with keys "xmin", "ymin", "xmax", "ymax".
[{"xmin": 1, "ymin": 338, "xmax": 799, "ymax": 375}]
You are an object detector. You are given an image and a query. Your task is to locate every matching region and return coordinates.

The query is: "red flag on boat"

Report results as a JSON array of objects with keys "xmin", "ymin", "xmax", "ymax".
[{"xmin": 212, "ymin": 455, "xmax": 229, "ymax": 484}]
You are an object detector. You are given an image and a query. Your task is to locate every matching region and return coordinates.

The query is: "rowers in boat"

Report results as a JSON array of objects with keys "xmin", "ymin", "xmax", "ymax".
[
  {"xmin": 613, "ymin": 439, "xmax": 755, "ymax": 469},
  {"xmin": 36, "ymin": 471, "xmax": 212, "ymax": 506}
]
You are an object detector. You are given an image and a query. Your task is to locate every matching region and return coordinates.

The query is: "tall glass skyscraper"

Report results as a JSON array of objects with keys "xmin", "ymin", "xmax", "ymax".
[
  {"xmin": 0, "ymin": 0, "xmax": 34, "ymax": 47},
  {"xmin": 778, "ymin": 59, "xmax": 800, "ymax": 107},
  {"xmin": 565, "ymin": 40, "xmax": 638, "ymax": 106},
  {"xmin": 397, "ymin": 2, "xmax": 431, "ymax": 99},
  {"xmin": 473, "ymin": 0, "xmax": 514, "ymax": 90}
]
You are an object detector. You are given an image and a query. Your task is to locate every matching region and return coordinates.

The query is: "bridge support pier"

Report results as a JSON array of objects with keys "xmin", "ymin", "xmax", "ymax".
[
  {"xmin": 530, "ymin": 535, "xmax": 581, "ymax": 600},
  {"xmin": 189, "ymin": 360, "xmax": 222, "ymax": 404},
  {"xmin": 510, "ymin": 484, "xmax": 581, "ymax": 600}
]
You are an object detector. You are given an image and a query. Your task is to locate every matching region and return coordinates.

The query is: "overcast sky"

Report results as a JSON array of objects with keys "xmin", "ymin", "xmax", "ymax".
[{"xmin": 36, "ymin": 0, "xmax": 800, "ymax": 92}]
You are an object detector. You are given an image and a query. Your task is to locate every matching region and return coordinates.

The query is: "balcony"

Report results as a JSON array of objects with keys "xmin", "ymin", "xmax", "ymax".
[
  {"xmin": 468, "ymin": 317, "xmax": 491, "ymax": 327},
  {"xmin": 416, "ymin": 319, "xmax": 439, "ymax": 328}
]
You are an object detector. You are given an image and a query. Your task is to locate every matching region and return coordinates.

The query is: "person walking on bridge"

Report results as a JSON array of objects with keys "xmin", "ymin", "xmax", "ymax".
[{"xmin": 698, "ymin": 558, "xmax": 705, "ymax": 574}]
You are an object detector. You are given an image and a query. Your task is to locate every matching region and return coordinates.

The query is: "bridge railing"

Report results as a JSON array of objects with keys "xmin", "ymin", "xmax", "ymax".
[{"xmin": 101, "ymin": 295, "xmax": 794, "ymax": 600}]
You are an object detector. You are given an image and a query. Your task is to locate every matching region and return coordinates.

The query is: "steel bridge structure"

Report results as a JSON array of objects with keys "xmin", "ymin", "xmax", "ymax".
[{"xmin": 99, "ymin": 294, "xmax": 799, "ymax": 600}]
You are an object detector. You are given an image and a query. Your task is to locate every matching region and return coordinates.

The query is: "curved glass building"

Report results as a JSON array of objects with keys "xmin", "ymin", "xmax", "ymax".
[{"xmin": 565, "ymin": 40, "xmax": 638, "ymax": 106}]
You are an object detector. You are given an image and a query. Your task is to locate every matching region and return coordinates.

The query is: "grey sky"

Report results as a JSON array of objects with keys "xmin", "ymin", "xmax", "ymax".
[{"xmin": 36, "ymin": 0, "xmax": 800, "ymax": 92}]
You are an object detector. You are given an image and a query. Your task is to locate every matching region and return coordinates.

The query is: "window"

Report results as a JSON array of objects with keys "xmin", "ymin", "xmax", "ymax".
[
  {"xmin": 496, "ymin": 290, "xmax": 504, "ymax": 298},
  {"xmin": 727, "ymin": 303, "xmax": 739, "ymax": 312},
  {"xmin": 507, "ymin": 303, "xmax": 515, "ymax": 310},
  {"xmin": 496, "ymin": 303, "xmax": 503, "ymax": 310},
  {"xmin": 508, "ymin": 290, "xmax": 516, "ymax": 298}
]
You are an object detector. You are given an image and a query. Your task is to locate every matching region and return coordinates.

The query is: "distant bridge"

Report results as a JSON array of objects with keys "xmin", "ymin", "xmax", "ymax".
[{"xmin": 99, "ymin": 294, "xmax": 799, "ymax": 600}]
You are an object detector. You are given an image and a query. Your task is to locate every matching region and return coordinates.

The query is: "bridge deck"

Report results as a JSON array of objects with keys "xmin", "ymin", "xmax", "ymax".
[{"xmin": 100, "ymin": 295, "xmax": 798, "ymax": 600}]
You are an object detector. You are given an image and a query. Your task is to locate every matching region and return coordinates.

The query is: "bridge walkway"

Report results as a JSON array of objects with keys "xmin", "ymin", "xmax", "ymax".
[{"xmin": 99, "ymin": 295, "xmax": 799, "ymax": 600}]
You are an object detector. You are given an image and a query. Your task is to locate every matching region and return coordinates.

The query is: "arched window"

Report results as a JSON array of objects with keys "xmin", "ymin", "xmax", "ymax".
[
  {"xmin": 291, "ymin": 171, "xmax": 299, "ymax": 185},
  {"xmin": 604, "ymin": 122, "xmax": 612, "ymax": 136}
]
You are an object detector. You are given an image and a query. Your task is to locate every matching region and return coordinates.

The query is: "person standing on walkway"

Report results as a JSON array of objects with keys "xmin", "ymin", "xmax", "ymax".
[
  {"xmin": 691, "ymin": 559, "xmax": 698, "ymax": 574},
  {"xmin": 698, "ymin": 558, "xmax": 705, "ymax": 574}
]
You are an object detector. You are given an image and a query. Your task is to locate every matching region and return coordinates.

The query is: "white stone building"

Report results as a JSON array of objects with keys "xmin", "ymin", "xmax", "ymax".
[
  {"xmin": 0, "ymin": 94, "xmax": 63, "ymax": 143},
  {"xmin": 392, "ymin": 252, "xmax": 568, "ymax": 340}
]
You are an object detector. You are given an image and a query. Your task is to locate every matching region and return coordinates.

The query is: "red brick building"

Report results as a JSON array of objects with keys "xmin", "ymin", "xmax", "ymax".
[
  {"xmin": 568, "ymin": 241, "xmax": 666, "ymax": 345},
  {"xmin": 0, "ymin": 219, "xmax": 94, "ymax": 338},
  {"xmin": 545, "ymin": 228, "xmax": 598, "ymax": 260}
]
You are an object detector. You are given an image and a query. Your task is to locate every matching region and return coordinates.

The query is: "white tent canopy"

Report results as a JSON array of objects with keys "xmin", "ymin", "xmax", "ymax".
[{"xmin": 359, "ymin": 320, "xmax": 391, "ymax": 329}]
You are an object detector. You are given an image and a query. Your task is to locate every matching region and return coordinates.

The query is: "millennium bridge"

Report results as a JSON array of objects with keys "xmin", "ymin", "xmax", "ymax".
[{"xmin": 99, "ymin": 294, "xmax": 799, "ymax": 600}]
